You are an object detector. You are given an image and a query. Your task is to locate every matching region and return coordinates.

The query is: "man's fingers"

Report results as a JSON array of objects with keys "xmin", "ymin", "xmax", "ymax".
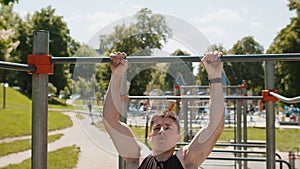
[{"xmin": 110, "ymin": 51, "xmax": 127, "ymax": 65}]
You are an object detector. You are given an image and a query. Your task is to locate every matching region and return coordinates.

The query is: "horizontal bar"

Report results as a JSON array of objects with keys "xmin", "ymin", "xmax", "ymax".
[
  {"xmin": 180, "ymin": 85, "xmax": 242, "ymax": 89},
  {"xmin": 0, "ymin": 61, "xmax": 36, "ymax": 72},
  {"xmin": 177, "ymin": 142, "xmax": 266, "ymax": 148},
  {"xmin": 270, "ymin": 92, "xmax": 300, "ymax": 104},
  {"xmin": 50, "ymin": 53, "xmax": 300, "ymax": 64},
  {"xmin": 128, "ymin": 95, "xmax": 262, "ymax": 100},
  {"xmin": 206, "ymin": 157, "xmax": 289, "ymax": 165}
]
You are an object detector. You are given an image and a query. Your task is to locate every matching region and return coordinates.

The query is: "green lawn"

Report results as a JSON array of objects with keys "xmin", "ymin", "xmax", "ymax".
[
  {"xmin": 0, "ymin": 145, "xmax": 80, "ymax": 169},
  {"xmin": 0, "ymin": 134, "xmax": 63, "ymax": 157},
  {"xmin": 0, "ymin": 86, "xmax": 79, "ymax": 168},
  {"xmin": 0, "ymin": 87, "xmax": 74, "ymax": 139}
]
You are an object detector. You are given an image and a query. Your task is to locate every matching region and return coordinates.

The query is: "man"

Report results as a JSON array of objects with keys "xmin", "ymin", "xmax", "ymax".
[{"xmin": 103, "ymin": 51, "xmax": 224, "ymax": 169}]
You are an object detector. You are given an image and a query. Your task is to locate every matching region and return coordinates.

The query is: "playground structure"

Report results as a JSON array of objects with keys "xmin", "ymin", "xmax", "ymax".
[{"xmin": 0, "ymin": 30, "xmax": 300, "ymax": 169}]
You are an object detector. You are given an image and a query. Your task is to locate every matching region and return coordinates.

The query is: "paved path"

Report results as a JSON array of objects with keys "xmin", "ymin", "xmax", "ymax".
[{"xmin": 0, "ymin": 111, "xmax": 119, "ymax": 169}]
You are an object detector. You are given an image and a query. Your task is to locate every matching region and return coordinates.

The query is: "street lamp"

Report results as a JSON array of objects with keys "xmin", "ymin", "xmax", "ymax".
[{"xmin": 3, "ymin": 83, "xmax": 8, "ymax": 109}]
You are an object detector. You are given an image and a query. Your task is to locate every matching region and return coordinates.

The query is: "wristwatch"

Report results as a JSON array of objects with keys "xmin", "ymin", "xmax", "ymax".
[{"xmin": 209, "ymin": 78, "xmax": 222, "ymax": 83}]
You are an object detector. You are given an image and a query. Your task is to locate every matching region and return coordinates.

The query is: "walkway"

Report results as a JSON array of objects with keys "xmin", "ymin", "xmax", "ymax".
[{"xmin": 0, "ymin": 111, "xmax": 119, "ymax": 169}]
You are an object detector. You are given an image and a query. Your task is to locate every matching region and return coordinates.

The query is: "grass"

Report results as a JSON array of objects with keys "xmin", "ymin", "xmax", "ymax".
[
  {"xmin": 0, "ymin": 86, "xmax": 79, "ymax": 168},
  {"xmin": 0, "ymin": 145, "xmax": 80, "ymax": 169},
  {"xmin": 0, "ymin": 87, "xmax": 73, "ymax": 139},
  {"xmin": 219, "ymin": 127, "xmax": 300, "ymax": 152},
  {"xmin": 0, "ymin": 134, "xmax": 63, "ymax": 157}
]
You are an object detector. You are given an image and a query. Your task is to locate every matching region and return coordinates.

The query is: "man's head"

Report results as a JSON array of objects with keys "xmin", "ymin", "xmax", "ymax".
[
  {"xmin": 150, "ymin": 110, "xmax": 180, "ymax": 133},
  {"xmin": 149, "ymin": 110, "xmax": 181, "ymax": 154}
]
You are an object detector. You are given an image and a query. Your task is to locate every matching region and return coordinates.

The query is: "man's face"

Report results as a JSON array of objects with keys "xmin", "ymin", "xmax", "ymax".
[{"xmin": 149, "ymin": 117, "xmax": 181, "ymax": 154}]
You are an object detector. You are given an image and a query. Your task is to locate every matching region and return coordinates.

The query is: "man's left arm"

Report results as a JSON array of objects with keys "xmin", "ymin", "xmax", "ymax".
[{"xmin": 180, "ymin": 51, "xmax": 225, "ymax": 168}]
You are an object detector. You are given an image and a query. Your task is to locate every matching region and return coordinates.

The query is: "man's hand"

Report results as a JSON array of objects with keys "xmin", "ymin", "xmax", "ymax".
[
  {"xmin": 201, "ymin": 51, "xmax": 223, "ymax": 80},
  {"xmin": 109, "ymin": 52, "xmax": 128, "ymax": 75}
]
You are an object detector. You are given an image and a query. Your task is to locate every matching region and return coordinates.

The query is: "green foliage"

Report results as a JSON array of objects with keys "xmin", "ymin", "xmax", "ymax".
[
  {"xmin": 227, "ymin": 36, "xmax": 264, "ymax": 94},
  {"xmin": 29, "ymin": 6, "xmax": 80, "ymax": 95},
  {"xmin": 154, "ymin": 49, "xmax": 194, "ymax": 90},
  {"xmin": 265, "ymin": 0, "xmax": 300, "ymax": 103},
  {"xmin": 0, "ymin": 0, "xmax": 18, "ymax": 6},
  {"xmin": 267, "ymin": 16, "xmax": 300, "ymax": 100},
  {"xmin": 98, "ymin": 8, "xmax": 172, "ymax": 95},
  {"xmin": 71, "ymin": 45, "xmax": 102, "ymax": 100},
  {"xmin": 0, "ymin": 5, "xmax": 80, "ymax": 95},
  {"xmin": 48, "ymin": 83, "xmax": 57, "ymax": 94}
]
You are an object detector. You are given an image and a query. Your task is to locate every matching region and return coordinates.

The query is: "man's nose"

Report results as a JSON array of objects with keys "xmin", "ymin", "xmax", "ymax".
[{"xmin": 159, "ymin": 127, "xmax": 165, "ymax": 134}]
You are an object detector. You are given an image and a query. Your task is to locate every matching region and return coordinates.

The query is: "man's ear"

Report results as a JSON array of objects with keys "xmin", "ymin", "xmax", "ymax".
[
  {"xmin": 177, "ymin": 134, "xmax": 181, "ymax": 142},
  {"xmin": 148, "ymin": 133, "xmax": 153, "ymax": 141}
]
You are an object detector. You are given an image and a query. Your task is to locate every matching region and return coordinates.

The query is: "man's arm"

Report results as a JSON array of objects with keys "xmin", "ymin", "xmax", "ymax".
[
  {"xmin": 103, "ymin": 52, "xmax": 140, "ymax": 165},
  {"xmin": 179, "ymin": 51, "xmax": 225, "ymax": 168}
]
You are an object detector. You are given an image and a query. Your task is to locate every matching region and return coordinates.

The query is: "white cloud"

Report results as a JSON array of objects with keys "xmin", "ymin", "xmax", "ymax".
[
  {"xmin": 194, "ymin": 8, "xmax": 244, "ymax": 24},
  {"xmin": 199, "ymin": 26, "xmax": 229, "ymax": 40},
  {"xmin": 85, "ymin": 12, "xmax": 122, "ymax": 32},
  {"xmin": 64, "ymin": 13, "xmax": 84, "ymax": 22},
  {"xmin": 250, "ymin": 22, "xmax": 263, "ymax": 28}
]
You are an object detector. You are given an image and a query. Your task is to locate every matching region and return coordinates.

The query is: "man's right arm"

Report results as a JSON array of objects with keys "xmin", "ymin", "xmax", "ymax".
[{"xmin": 103, "ymin": 55, "xmax": 140, "ymax": 165}]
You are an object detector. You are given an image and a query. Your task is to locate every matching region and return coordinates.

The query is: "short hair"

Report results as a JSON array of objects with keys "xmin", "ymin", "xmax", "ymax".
[{"xmin": 150, "ymin": 110, "xmax": 180, "ymax": 133}]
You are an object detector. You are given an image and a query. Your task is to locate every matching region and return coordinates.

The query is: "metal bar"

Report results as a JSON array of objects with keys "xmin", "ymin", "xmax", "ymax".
[
  {"xmin": 270, "ymin": 92, "xmax": 300, "ymax": 104},
  {"xmin": 236, "ymin": 96, "xmax": 242, "ymax": 169},
  {"xmin": 50, "ymin": 53, "xmax": 300, "ymax": 64},
  {"xmin": 119, "ymin": 72, "xmax": 127, "ymax": 169},
  {"xmin": 180, "ymin": 85, "xmax": 241, "ymax": 89},
  {"xmin": 205, "ymin": 157, "xmax": 291, "ymax": 169},
  {"xmin": 0, "ymin": 61, "xmax": 36, "ymax": 72},
  {"xmin": 265, "ymin": 61, "xmax": 276, "ymax": 169},
  {"xmin": 241, "ymin": 80, "xmax": 248, "ymax": 169},
  {"xmin": 177, "ymin": 142, "xmax": 266, "ymax": 148},
  {"xmin": 31, "ymin": 30, "xmax": 49, "ymax": 169},
  {"xmin": 128, "ymin": 95, "xmax": 262, "ymax": 100}
]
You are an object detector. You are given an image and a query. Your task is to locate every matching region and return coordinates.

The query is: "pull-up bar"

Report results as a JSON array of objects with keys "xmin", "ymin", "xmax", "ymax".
[
  {"xmin": 50, "ymin": 53, "xmax": 300, "ymax": 64},
  {"xmin": 128, "ymin": 95, "xmax": 262, "ymax": 100},
  {"xmin": 0, "ymin": 54, "xmax": 300, "ymax": 72},
  {"xmin": 0, "ymin": 61, "xmax": 35, "ymax": 72}
]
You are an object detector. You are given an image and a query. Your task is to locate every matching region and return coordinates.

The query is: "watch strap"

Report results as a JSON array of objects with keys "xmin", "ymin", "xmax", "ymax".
[{"xmin": 209, "ymin": 78, "xmax": 222, "ymax": 83}]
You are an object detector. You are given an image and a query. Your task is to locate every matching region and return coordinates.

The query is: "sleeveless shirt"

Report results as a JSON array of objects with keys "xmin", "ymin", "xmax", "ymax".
[{"xmin": 138, "ymin": 154, "xmax": 184, "ymax": 169}]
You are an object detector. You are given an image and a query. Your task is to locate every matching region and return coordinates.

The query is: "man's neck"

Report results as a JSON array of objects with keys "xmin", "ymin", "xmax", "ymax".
[{"xmin": 153, "ymin": 148, "xmax": 175, "ymax": 161}]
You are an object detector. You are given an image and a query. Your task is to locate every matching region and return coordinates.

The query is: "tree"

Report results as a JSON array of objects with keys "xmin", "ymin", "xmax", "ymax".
[
  {"xmin": 163, "ymin": 49, "xmax": 193, "ymax": 90},
  {"xmin": 98, "ymin": 8, "xmax": 172, "ymax": 95},
  {"xmin": 0, "ymin": 5, "xmax": 21, "ymax": 91},
  {"xmin": 0, "ymin": 0, "xmax": 18, "ymax": 6},
  {"xmin": 227, "ymin": 36, "xmax": 264, "ymax": 94},
  {"xmin": 30, "ymin": 6, "xmax": 80, "ymax": 95},
  {"xmin": 267, "ymin": 0, "xmax": 300, "ymax": 98},
  {"xmin": 71, "ymin": 44, "xmax": 101, "ymax": 101}
]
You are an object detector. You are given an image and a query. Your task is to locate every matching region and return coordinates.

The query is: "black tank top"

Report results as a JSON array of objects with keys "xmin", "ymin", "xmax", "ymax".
[{"xmin": 138, "ymin": 154, "xmax": 184, "ymax": 169}]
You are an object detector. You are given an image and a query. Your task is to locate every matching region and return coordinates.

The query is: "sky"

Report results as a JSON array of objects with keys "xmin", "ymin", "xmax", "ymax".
[{"xmin": 13, "ymin": 0, "xmax": 295, "ymax": 54}]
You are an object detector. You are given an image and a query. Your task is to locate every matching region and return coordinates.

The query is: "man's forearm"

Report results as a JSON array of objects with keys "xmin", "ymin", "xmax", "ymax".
[
  {"xmin": 197, "ymin": 82, "xmax": 224, "ymax": 144},
  {"xmin": 103, "ymin": 74, "xmax": 124, "ymax": 125}
]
